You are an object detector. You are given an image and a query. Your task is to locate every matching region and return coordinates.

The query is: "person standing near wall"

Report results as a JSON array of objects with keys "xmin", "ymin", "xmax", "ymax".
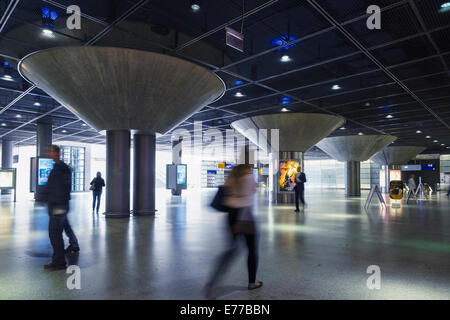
[
  {"xmin": 90, "ymin": 172, "xmax": 105, "ymax": 214},
  {"xmin": 294, "ymin": 166, "xmax": 307, "ymax": 212}
]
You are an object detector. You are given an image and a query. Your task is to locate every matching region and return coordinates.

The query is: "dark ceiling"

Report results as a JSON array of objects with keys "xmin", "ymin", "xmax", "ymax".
[{"xmin": 0, "ymin": 0, "xmax": 449, "ymax": 156}]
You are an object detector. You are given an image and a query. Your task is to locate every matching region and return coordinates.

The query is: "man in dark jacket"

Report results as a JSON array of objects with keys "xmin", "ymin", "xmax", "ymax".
[
  {"xmin": 294, "ymin": 166, "xmax": 307, "ymax": 212},
  {"xmin": 90, "ymin": 172, "xmax": 105, "ymax": 214},
  {"xmin": 44, "ymin": 145, "xmax": 79, "ymax": 270}
]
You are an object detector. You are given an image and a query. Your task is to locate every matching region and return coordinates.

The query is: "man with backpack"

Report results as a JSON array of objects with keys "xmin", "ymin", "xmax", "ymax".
[{"xmin": 294, "ymin": 166, "xmax": 307, "ymax": 212}]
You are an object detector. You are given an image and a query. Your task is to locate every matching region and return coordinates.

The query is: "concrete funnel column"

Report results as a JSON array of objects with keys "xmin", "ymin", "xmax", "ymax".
[
  {"xmin": 231, "ymin": 113, "xmax": 345, "ymax": 203},
  {"xmin": 317, "ymin": 135, "xmax": 397, "ymax": 197},
  {"xmin": 133, "ymin": 134, "xmax": 156, "ymax": 215},
  {"xmin": 19, "ymin": 46, "xmax": 225, "ymax": 219},
  {"xmin": 105, "ymin": 130, "xmax": 131, "ymax": 218},
  {"xmin": 370, "ymin": 146, "xmax": 426, "ymax": 193}
]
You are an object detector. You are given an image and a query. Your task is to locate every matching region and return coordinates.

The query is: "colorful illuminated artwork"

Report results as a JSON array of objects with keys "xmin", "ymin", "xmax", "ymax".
[{"xmin": 279, "ymin": 161, "xmax": 300, "ymax": 191}]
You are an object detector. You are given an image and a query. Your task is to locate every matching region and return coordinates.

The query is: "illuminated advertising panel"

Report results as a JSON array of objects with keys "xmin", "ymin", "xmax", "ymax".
[
  {"xmin": 0, "ymin": 170, "xmax": 15, "ymax": 189},
  {"xmin": 390, "ymin": 170, "xmax": 401, "ymax": 182},
  {"xmin": 38, "ymin": 158, "xmax": 54, "ymax": 186},
  {"xmin": 177, "ymin": 165, "xmax": 187, "ymax": 185},
  {"xmin": 279, "ymin": 160, "xmax": 299, "ymax": 192}
]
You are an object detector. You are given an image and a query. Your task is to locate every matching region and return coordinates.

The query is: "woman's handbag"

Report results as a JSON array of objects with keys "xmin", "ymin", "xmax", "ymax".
[
  {"xmin": 210, "ymin": 185, "xmax": 230, "ymax": 212},
  {"xmin": 89, "ymin": 185, "xmax": 95, "ymax": 191}
]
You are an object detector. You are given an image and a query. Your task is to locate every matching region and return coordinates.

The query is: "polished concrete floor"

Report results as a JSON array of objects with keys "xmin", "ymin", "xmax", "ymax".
[{"xmin": 0, "ymin": 188, "xmax": 449, "ymax": 300}]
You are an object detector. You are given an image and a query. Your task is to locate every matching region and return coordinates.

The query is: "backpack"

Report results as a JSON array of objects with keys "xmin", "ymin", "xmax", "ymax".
[{"xmin": 210, "ymin": 185, "xmax": 230, "ymax": 212}]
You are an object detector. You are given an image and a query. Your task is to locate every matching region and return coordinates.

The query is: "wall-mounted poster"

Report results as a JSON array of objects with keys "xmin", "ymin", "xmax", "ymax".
[
  {"xmin": 279, "ymin": 160, "xmax": 300, "ymax": 192},
  {"xmin": 38, "ymin": 158, "xmax": 54, "ymax": 186},
  {"xmin": 0, "ymin": 170, "xmax": 15, "ymax": 189}
]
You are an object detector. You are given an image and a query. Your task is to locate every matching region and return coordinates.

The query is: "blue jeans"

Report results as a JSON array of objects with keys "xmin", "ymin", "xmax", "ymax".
[{"xmin": 92, "ymin": 191, "xmax": 102, "ymax": 212}]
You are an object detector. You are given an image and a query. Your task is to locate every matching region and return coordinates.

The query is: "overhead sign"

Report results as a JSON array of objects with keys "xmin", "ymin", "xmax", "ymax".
[
  {"xmin": 225, "ymin": 27, "xmax": 244, "ymax": 52},
  {"xmin": 401, "ymin": 165, "xmax": 421, "ymax": 171},
  {"xmin": 422, "ymin": 164, "xmax": 436, "ymax": 171}
]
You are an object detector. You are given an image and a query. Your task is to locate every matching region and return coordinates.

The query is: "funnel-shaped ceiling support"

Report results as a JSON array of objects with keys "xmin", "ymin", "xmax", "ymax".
[
  {"xmin": 370, "ymin": 146, "xmax": 426, "ymax": 166},
  {"xmin": 19, "ymin": 46, "xmax": 225, "ymax": 134},
  {"xmin": 231, "ymin": 113, "xmax": 345, "ymax": 152},
  {"xmin": 316, "ymin": 135, "xmax": 397, "ymax": 162}
]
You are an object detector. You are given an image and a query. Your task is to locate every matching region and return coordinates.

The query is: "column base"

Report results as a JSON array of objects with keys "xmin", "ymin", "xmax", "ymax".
[
  {"xmin": 103, "ymin": 211, "xmax": 131, "ymax": 218},
  {"xmin": 132, "ymin": 209, "xmax": 157, "ymax": 216}
]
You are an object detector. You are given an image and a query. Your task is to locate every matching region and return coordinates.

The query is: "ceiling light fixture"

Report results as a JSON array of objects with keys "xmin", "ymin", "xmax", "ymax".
[
  {"xmin": 441, "ymin": 2, "xmax": 450, "ymax": 9},
  {"xmin": 62, "ymin": 130, "xmax": 67, "ymax": 133},
  {"xmin": 34, "ymin": 102, "xmax": 41, "ymax": 106},
  {"xmin": 386, "ymin": 114, "xmax": 393, "ymax": 119},
  {"xmin": 234, "ymin": 91, "xmax": 245, "ymax": 98},
  {"xmin": 426, "ymin": 136, "xmax": 431, "ymax": 139},
  {"xmin": 81, "ymin": 123, "xmax": 87, "ymax": 127},
  {"xmin": 358, "ymin": 132, "xmax": 364, "ymax": 136},
  {"xmin": 16, "ymin": 114, "xmax": 22, "ymax": 118},
  {"xmin": 42, "ymin": 29, "xmax": 54, "ymax": 36},
  {"xmin": 331, "ymin": 84, "xmax": 341, "ymax": 90},
  {"xmin": 280, "ymin": 55, "xmax": 291, "ymax": 62},
  {"xmin": 190, "ymin": 1, "xmax": 200, "ymax": 11},
  {"xmin": 281, "ymin": 108, "xmax": 289, "ymax": 112},
  {"xmin": 1, "ymin": 123, "xmax": 6, "ymax": 127},
  {"xmin": 416, "ymin": 130, "xmax": 422, "ymax": 134},
  {"xmin": 433, "ymin": 140, "xmax": 438, "ymax": 143},
  {"xmin": 340, "ymin": 127, "xmax": 346, "ymax": 130}
]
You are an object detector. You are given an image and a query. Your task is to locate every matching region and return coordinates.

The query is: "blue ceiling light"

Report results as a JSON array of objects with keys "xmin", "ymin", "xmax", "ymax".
[
  {"xmin": 3, "ymin": 61, "xmax": 12, "ymax": 68},
  {"xmin": 381, "ymin": 106, "xmax": 392, "ymax": 110},
  {"xmin": 41, "ymin": 7, "xmax": 59, "ymax": 29},
  {"xmin": 271, "ymin": 35, "xmax": 298, "ymax": 51},
  {"xmin": 281, "ymin": 96, "xmax": 293, "ymax": 105},
  {"xmin": 233, "ymin": 80, "xmax": 244, "ymax": 86}
]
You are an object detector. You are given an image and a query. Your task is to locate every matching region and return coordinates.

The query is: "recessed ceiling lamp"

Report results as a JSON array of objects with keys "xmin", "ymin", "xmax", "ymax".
[
  {"xmin": 81, "ymin": 123, "xmax": 87, "ymax": 127},
  {"xmin": 416, "ymin": 130, "xmax": 422, "ymax": 133},
  {"xmin": 441, "ymin": 144, "xmax": 445, "ymax": 146},
  {"xmin": 340, "ymin": 127, "xmax": 346, "ymax": 130},
  {"xmin": 62, "ymin": 129, "xmax": 67, "ymax": 133},
  {"xmin": 441, "ymin": 2, "xmax": 450, "ymax": 9},
  {"xmin": 42, "ymin": 29, "xmax": 54, "ymax": 36},
  {"xmin": 34, "ymin": 102, "xmax": 41, "ymax": 106},
  {"xmin": 433, "ymin": 140, "xmax": 438, "ymax": 143},
  {"xmin": 281, "ymin": 107, "xmax": 289, "ymax": 112},
  {"xmin": 1, "ymin": 123, "xmax": 6, "ymax": 127},
  {"xmin": 16, "ymin": 114, "xmax": 22, "ymax": 118},
  {"xmin": 358, "ymin": 132, "xmax": 364, "ymax": 135},
  {"xmin": 426, "ymin": 136, "xmax": 431, "ymax": 139},
  {"xmin": 331, "ymin": 84, "xmax": 341, "ymax": 90},
  {"xmin": 364, "ymin": 102, "xmax": 371, "ymax": 107},
  {"xmin": 386, "ymin": 114, "xmax": 393, "ymax": 119},
  {"xmin": 190, "ymin": 1, "xmax": 200, "ymax": 11},
  {"xmin": 1, "ymin": 74, "xmax": 13, "ymax": 81},
  {"xmin": 234, "ymin": 91, "xmax": 245, "ymax": 98},
  {"xmin": 280, "ymin": 55, "xmax": 291, "ymax": 62}
]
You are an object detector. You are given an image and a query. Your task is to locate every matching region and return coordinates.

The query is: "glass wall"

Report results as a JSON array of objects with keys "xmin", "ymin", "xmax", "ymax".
[
  {"xmin": 60, "ymin": 146, "xmax": 85, "ymax": 192},
  {"xmin": 305, "ymin": 159, "xmax": 380, "ymax": 189}
]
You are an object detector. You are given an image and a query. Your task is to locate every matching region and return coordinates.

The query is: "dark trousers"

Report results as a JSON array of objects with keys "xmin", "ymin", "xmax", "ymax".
[
  {"xmin": 49, "ymin": 213, "xmax": 67, "ymax": 264},
  {"xmin": 209, "ymin": 208, "xmax": 258, "ymax": 284},
  {"xmin": 92, "ymin": 191, "xmax": 102, "ymax": 212},
  {"xmin": 295, "ymin": 186, "xmax": 305, "ymax": 210},
  {"xmin": 64, "ymin": 218, "xmax": 78, "ymax": 247}
]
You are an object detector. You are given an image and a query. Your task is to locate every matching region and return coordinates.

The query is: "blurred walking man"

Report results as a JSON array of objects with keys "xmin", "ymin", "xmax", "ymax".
[{"xmin": 44, "ymin": 145, "xmax": 79, "ymax": 270}]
